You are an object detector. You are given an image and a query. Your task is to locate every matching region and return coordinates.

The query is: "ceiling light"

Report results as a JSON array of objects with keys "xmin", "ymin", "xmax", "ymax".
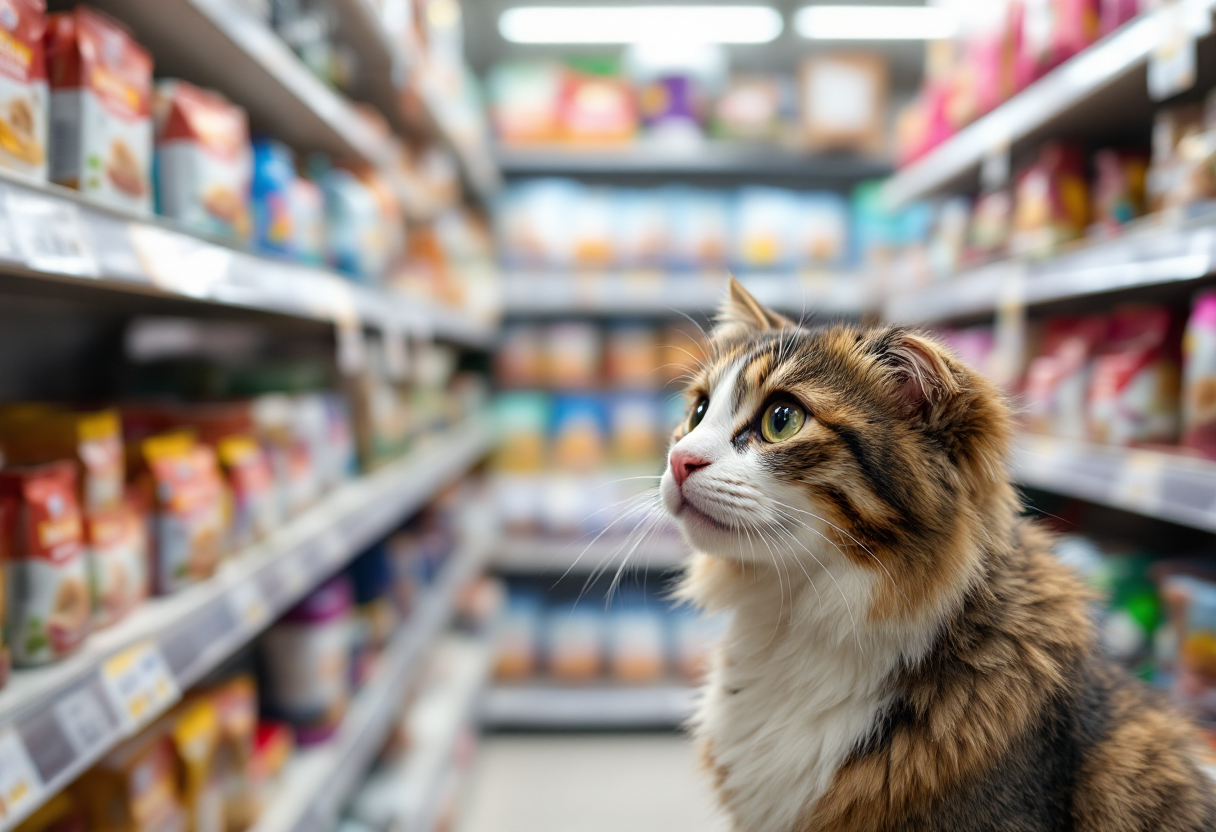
[
  {"xmin": 498, "ymin": 5, "xmax": 784, "ymax": 45},
  {"xmin": 795, "ymin": 5, "xmax": 957, "ymax": 40}
]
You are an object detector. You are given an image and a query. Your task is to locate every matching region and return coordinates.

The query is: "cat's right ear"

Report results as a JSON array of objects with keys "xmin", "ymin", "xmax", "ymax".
[
  {"xmin": 868, "ymin": 329, "xmax": 962, "ymax": 420},
  {"xmin": 715, "ymin": 275, "xmax": 791, "ymax": 339}
]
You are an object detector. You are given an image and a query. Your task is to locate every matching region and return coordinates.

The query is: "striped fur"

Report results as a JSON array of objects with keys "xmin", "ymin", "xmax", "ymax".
[{"xmin": 662, "ymin": 277, "xmax": 1216, "ymax": 832}]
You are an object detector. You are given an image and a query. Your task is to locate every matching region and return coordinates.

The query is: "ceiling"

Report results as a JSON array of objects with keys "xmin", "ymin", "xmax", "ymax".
[{"xmin": 461, "ymin": 0, "xmax": 931, "ymax": 93}]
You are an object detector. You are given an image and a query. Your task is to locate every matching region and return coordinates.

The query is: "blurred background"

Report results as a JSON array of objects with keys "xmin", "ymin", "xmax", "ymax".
[{"xmin": 1, "ymin": 1, "xmax": 1216, "ymax": 831}]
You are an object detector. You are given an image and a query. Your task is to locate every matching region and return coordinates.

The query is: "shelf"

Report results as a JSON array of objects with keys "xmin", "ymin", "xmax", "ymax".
[
  {"xmin": 882, "ymin": 0, "xmax": 1216, "ymax": 209},
  {"xmin": 1013, "ymin": 434, "xmax": 1216, "ymax": 533},
  {"xmin": 502, "ymin": 272, "xmax": 864, "ymax": 318},
  {"xmin": 248, "ymin": 539, "xmax": 488, "ymax": 832},
  {"xmin": 481, "ymin": 684, "xmax": 697, "ymax": 730},
  {"xmin": 493, "ymin": 535, "xmax": 687, "ymax": 573},
  {"xmin": 0, "ymin": 170, "xmax": 496, "ymax": 348},
  {"xmin": 883, "ymin": 213, "xmax": 1216, "ymax": 324},
  {"xmin": 349, "ymin": 631, "xmax": 498, "ymax": 832},
  {"xmin": 0, "ymin": 417, "xmax": 491, "ymax": 832},
  {"xmin": 495, "ymin": 143, "xmax": 890, "ymax": 184}
]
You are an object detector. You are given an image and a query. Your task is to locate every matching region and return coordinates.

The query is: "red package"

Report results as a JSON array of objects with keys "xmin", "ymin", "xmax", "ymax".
[
  {"xmin": 45, "ymin": 5, "xmax": 153, "ymax": 211},
  {"xmin": 1023, "ymin": 316, "xmax": 1108, "ymax": 439},
  {"xmin": 0, "ymin": 461, "xmax": 90, "ymax": 667},
  {"xmin": 1088, "ymin": 305, "xmax": 1182, "ymax": 446},
  {"xmin": 0, "ymin": 0, "xmax": 48, "ymax": 179},
  {"xmin": 558, "ymin": 71, "xmax": 636, "ymax": 145},
  {"xmin": 1012, "ymin": 143, "xmax": 1090, "ymax": 258}
]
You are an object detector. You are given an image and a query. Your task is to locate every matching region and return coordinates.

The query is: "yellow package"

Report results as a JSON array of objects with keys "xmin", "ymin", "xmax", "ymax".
[
  {"xmin": 199, "ymin": 676, "xmax": 257, "ymax": 832},
  {"xmin": 171, "ymin": 699, "xmax": 223, "ymax": 832},
  {"xmin": 75, "ymin": 727, "xmax": 186, "ymax": 832}
]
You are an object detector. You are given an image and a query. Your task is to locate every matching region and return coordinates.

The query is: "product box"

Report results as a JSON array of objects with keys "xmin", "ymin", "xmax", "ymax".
[
  {"xmin": 45, "ymin": 6, "xmax": 153, "ymax": 212},
  {"xmin": 250, "ymin": 137, "xmax": 294, "ymax": 255},
  {"xmin": 0, "ymin": 461, "xmax": 90, "ymax": 667},
  {"xmin": 154, "ymin": 79, "xmax": 251, "ymax": 239},
  {"xmin": 0, "ymin": 0, "xmax": 47, "ymax": 180},
  {"xmin": 800, "ymin": 53, "xmax": 887, "ymax": 155}
]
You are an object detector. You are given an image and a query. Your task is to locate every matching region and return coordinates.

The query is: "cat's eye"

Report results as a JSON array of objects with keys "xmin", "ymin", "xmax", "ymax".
[
  {"xmin": 761, "ymin": 401, "xmax": 806, "ymax": 443},
  {"xmin": 688, "ymin": 397, "xmax": 708, "ymax": 430}
]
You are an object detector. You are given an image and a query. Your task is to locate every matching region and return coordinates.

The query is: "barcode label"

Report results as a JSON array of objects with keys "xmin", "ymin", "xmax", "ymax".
[
  {"xmin": 5, "ymin": 191, "xmax": 96, "ymax": 276},
  {"xmin": 54, "ymin": 688, "xmax": 115, "ymax": 758},
  {"xmin": 101, "ymin": 642, "xmax": 179, "ymax": 730},
  {"xmin": 0, "ymin": 729, "xmax": 44, "ymax": 827}
]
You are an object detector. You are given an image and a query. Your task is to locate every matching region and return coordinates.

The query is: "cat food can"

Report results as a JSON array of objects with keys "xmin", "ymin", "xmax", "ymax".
[
  {"xmin": 259, "ymin": 577, "xmax": 352, "ymax": 745},
  {"xmin": 0, "ymin": 461, "xmax": 91, "ymax": 666}
]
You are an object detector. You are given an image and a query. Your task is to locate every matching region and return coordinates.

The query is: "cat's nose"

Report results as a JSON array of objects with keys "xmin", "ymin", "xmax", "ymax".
[{"xmin": 670, "ymin": 450, "xmax": 710, "ymax": 487}]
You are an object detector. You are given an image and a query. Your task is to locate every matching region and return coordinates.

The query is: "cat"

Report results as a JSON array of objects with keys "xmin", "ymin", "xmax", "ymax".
[{"xmin": 661, "ymin": 277, "xmax": 1216, "ymax": 832}]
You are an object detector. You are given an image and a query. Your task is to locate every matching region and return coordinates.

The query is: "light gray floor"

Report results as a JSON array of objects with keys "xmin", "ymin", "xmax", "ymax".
[{"xmin": 456, "ymin": 734, "xmax": 731, "ymax": 832}]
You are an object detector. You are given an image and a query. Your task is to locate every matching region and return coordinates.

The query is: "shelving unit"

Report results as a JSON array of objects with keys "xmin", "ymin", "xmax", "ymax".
[
  {"xmin": 495, "ymin": 143, "xmax": 890, "ymax": 184},
  {"xmin": 881, "ymin": 0, "xmax": 1216, "ymax": 209},
  {"xmin": 0, "ymin": 418, "xmax": 491, "ymax": 832},
  {"xmin": 481, "ymin": 684, "xmax": 696, "ymax": 730},
  {"xmin": 1013, "ymin": 433, "xmax": 1216, "ymax": 534},
  {"xmin": 883, "ymin": 211, "xmax": 1216, "ymax": 325},
  {"xmin": 350, "ymin": 630, "xmax": 498, "ymax": 832},
  {"xmin": 0, "ymin": 170, "xmax": 495, "ymax": 348},
  {"xmin": 493, "ymin": 534, "xmax": 686, "ymax": 573},
  {"xmin": 502, "ymin": 272, "xmax": 863, "ymax": 318}
]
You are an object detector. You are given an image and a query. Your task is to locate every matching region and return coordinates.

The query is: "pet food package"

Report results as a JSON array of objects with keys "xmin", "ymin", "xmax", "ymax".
[
  {"xmin": 1011, "ymin": 143, "xmax": 1090, "ymax": 258},
  {"xmin": 606, "ymin": 596, "xmax": 665, "ymax": 683},
  {"xmin": 154, "ymin": 80, "xmax": 252, "ymax": 239},
  {"xmin": 733, "ymin": 187, "xmax": 800, "ymax": 271},
  {"xmin": 1160, "ymin": 575, "xmax": 1216, "ymax": 720},
  {"xmin": 201, "ymin": 676, "xmax": 258, "ymax": 832},
  {"xmin": 0, "ymin": 405, "xmax": 124, "ymax": 513},
  {"xmin": 85, "ymin": 501, "xmax": 147, "ymax": 628},
  {"xmin": 1023, "ymin": 316, "xmax": 1108, "ymax": 440},
  {"xmin": 139, "ymin": 432, "xmax": 226, "ymax": 595},
  {"xmin": 547, "ymin": 602, "xmax": 603, "ymax": 681},
  {"xmin": 259, "ymin": 576, "xmax": 352, "ymax": 745},
  {"xmin": 75, "ymin": 728, "xmax": 187, "ymax": 832},
  {"xmin": 665, "ymin": 186, "xmax": 729, "ymax": 271},
  {"xmin": 1182, "ymin": 290, "xmax": 1216, "ymax": 456},
  {"xmin": 799, "ymin": 53, "xmax": 887, "ymax": 154},
  {"xmin": 169, "ymin": 698, "xmax": 223, "ymax": 832},
  {"xmin": 0, "ymin": 462, "xmax": 90, "ymax": 667},
  {"xmin": 216, "ymin": 435, "xmax": 277, "ymax": 551},
  {"xmin": 0, "ymin": 0, "xmax": 48, "ymax": 180},
  {"xmin": 1091, "ymin": 149, "xmax": 1148, "ymax": 237},
  {"xmin": 45, "ymin": 6, "xmax": 153, "ymax": 212},
  {"xmin": 250, "ymin": 138, "xmax": 294, "ymax": 256},
  {"xmin": 495, "ymin": 592, "xmax": 542, "ymax": 680},
  {"xmin": 322, "ymin": 166, "xmax": 386, "ymax": 283},
  {"xmin": 797, "ymin": 192, "xmax": 850, "ymax": 267},
  {"xmin": 1088, "ymin": 305, "xmax": 1182, "ymax": 446}
]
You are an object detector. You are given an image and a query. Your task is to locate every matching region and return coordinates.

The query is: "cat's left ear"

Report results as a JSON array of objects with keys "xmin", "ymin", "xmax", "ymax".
[
  {"xmin": 871, "ymin": 330, "xmax": 962, "ymax": 419},
  {"xmin": 715, "ymin": 275, "xmax": 793, "ymax": 338}
]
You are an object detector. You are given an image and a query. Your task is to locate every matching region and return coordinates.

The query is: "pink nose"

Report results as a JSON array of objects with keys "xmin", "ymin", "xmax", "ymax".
[{"xmin": 670, "ymin": 450, "xmax": 710, "ymax": 488}]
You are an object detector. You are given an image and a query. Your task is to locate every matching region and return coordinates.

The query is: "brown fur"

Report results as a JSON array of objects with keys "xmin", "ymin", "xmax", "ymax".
[{"xmin": 679, "ymin": 279, "xmax": 1216, "ymax": 832}]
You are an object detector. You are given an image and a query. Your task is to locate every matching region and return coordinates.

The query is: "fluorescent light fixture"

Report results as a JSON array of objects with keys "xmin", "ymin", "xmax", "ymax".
[
  {"xmin": 499, "ymin": 5, "xmax": 783, "ymax": 44},
  {"xmin": 795, "ymin": 5, "xmax": 957, "ymax": 40}
]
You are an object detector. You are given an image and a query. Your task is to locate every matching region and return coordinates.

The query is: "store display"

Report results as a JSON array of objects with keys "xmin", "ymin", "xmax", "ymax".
[{"xmin": 45, "ymin": 5, "xmax": 153, "ymax": 213}]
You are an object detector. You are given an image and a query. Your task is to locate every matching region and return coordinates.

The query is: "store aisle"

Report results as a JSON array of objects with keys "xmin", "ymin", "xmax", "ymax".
[{"xmin": 457, "ymin": 734, "xmax": 730, "ymax": 832}]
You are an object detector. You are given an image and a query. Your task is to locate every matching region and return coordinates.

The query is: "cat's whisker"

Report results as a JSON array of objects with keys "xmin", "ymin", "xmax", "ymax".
[
  {"xmin": 564, "ymin": 491, "xmax": 663, "ymax": 595},
  {"xmin": 764, "ymin": 518, "xmax": 863, "ymax": 651}
]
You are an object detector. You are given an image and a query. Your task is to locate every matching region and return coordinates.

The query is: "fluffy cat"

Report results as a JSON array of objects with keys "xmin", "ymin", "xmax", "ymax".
[{"xmin": 661, "ymin": 277, "xmax": 1216, "ymax": 832}]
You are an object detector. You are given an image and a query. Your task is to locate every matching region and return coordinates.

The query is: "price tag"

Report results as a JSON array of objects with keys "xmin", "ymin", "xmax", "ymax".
[
  {"xmin": 129, "ymin": 224, "xmax": 232, "ymax": 298},
  {"xmin": 227, "ymin": 580, "xmax": 269, "ymax": 632},
  {"xmin": 100, "ymin": 642, "xmax": 179, "ymax": 730},
  {"xmin": 1112, "ymin": 451, "xmax": 1165, "ymax": 512},
  {"xmin": 1148, "ymin": 0, "xmax": 1209, "ymax": 101},
  {"xmin": 54, "ymin": 688, "xmax": 116, "ymax": 758},
  {"xmin": 0, "ymin": 729, "xmax": 43, "ymax": 826},
  {"xmin": 5, "ymin": 191, "xmax": 95, "ymax": 276}
]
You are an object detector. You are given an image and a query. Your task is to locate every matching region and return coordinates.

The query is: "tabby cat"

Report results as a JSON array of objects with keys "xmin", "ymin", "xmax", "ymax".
[{"xmin": 661, "ymin": 277, "xmax": 1216, "ymax": 832}]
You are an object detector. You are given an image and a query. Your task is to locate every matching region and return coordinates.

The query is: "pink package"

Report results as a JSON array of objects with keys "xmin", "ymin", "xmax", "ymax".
[
  {"xmin": 1024, "ymin": 316, "xmax": 1108, "ymax": 439},
  {"xmin": 1053, "ymin": 0, "xmax": 1102, "ymax": 65},
  {"xmin": 1100, "ymin": 0, "xmax": 1142, "ymax": 36},
  {"xmin": 1182, "ymin": 291, "xmax": 1216, "ymax": 455},
  {"xmin": 1088, "ymin": 305, "xmax": 1182, "ymax": 446}
]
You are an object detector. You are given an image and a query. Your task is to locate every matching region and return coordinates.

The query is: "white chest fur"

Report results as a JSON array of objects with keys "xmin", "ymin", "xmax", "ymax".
[{"xmin": 692, "ymin": 564, "xmax": 913, "ymax": 832}]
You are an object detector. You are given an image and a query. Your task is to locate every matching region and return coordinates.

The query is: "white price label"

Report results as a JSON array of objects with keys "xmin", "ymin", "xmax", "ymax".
[
  {"xmin": 4, "ymin": 191, "xmax": 95, "ymax": 276},
  {"xmin": 1112, "ymin": 451, "xmax": 1165, "ymax": 512},
  {"xmin": 54, "ymin": 688, "xmax": 114, "ymax": 758},
  {"xmin": 228, "ymin": 581, "xmax": 269, "ymax": 632},
  {"xmin": 101, "ymin": 642, "xmax": 179, "ymax": 730},
  {"xmin": 1148, "ymin": 1, "xmax": 1209, "ymax": 101},
  {"xmin": 129, "ymin": 224, "xmax": 232, "ymax": 298},
  {"xmin": 0, "ymin": 729, "xmax": 43, "ymax": 825}
]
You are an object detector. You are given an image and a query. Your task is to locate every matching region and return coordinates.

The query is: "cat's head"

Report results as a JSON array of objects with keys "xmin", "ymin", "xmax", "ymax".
[{"xmin": 661, "ymin": 277, "xmax": 1016, "ymax": 619}]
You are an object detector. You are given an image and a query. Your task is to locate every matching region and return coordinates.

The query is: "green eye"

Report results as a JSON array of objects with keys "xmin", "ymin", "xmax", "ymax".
[
  {"xmin": 688, "ymin": 398, "xmax": 708, "ymax": 430},
  {"xmin": 761, "ymin": 401, "xmax": 806, "ymax": 443}
]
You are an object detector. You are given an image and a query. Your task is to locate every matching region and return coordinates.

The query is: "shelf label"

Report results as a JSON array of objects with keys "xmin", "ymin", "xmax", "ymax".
[
  {"xmin": 54, "ymin": 688, "xmax": 116, "ymax": 759},
  {"xmin": 1112, "ymin": 451, "xmax": 1165, "ymax": 512},
  {"xmin": 1149, "ymin": 1, "xmax": 1209, "ymax": 101},
  {"xmin": 0, "ymin": 729, "xmax": 43, "ymax": 826},
  {"xmin": 101, "ymin": 642, "xmax": 179, "ymax": 730},
  {"xmin": 227, "ymin": 580, "xmax": 269, "ymax": 632},
  {"xmin": 129, "ymin": 225, "xmax": 232, "ymax": 298},
  {"xmin": 5, "ymin": 191, "xmax": 96, "ymax": 276}
]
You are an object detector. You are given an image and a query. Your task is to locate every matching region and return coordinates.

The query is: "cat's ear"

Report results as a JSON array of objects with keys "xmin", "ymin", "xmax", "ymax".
[
  {"xmin": 715, "ymin": 275, "xmax": 792, "ymax": 338},
  {"xmin": 871, "ymin": 330, "xmax": 962, "ymax": 419}
]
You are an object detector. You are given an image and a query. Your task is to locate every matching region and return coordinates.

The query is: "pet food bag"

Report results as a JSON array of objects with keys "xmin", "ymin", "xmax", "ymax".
[
  {"xmin": 0, "ymin": 461, "xmax": 91, "ymax": 666},
  {"xmin": 1182, "ymin": 290, "xmax": 1216, "ymax": 456},
  {"xmin": 46, "ymin": 5, "xmax": 153, "ymax": 212},
  {"xmin": 1023, "ymin": 316, "xmax": 1108, "ymax": 440},
  {"xmin": 1088, "ymin": 305, "xmax": 1182, "ymax": 446},
  {"xmin": 0, "ymin": 0, "xmax": 48, "ymax": 180}
]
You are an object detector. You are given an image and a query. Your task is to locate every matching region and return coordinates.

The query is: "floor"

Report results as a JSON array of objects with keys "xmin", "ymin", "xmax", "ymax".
[{"xmin": 456, "ymin": 734, "xmax": 731, "ymax": 832}]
